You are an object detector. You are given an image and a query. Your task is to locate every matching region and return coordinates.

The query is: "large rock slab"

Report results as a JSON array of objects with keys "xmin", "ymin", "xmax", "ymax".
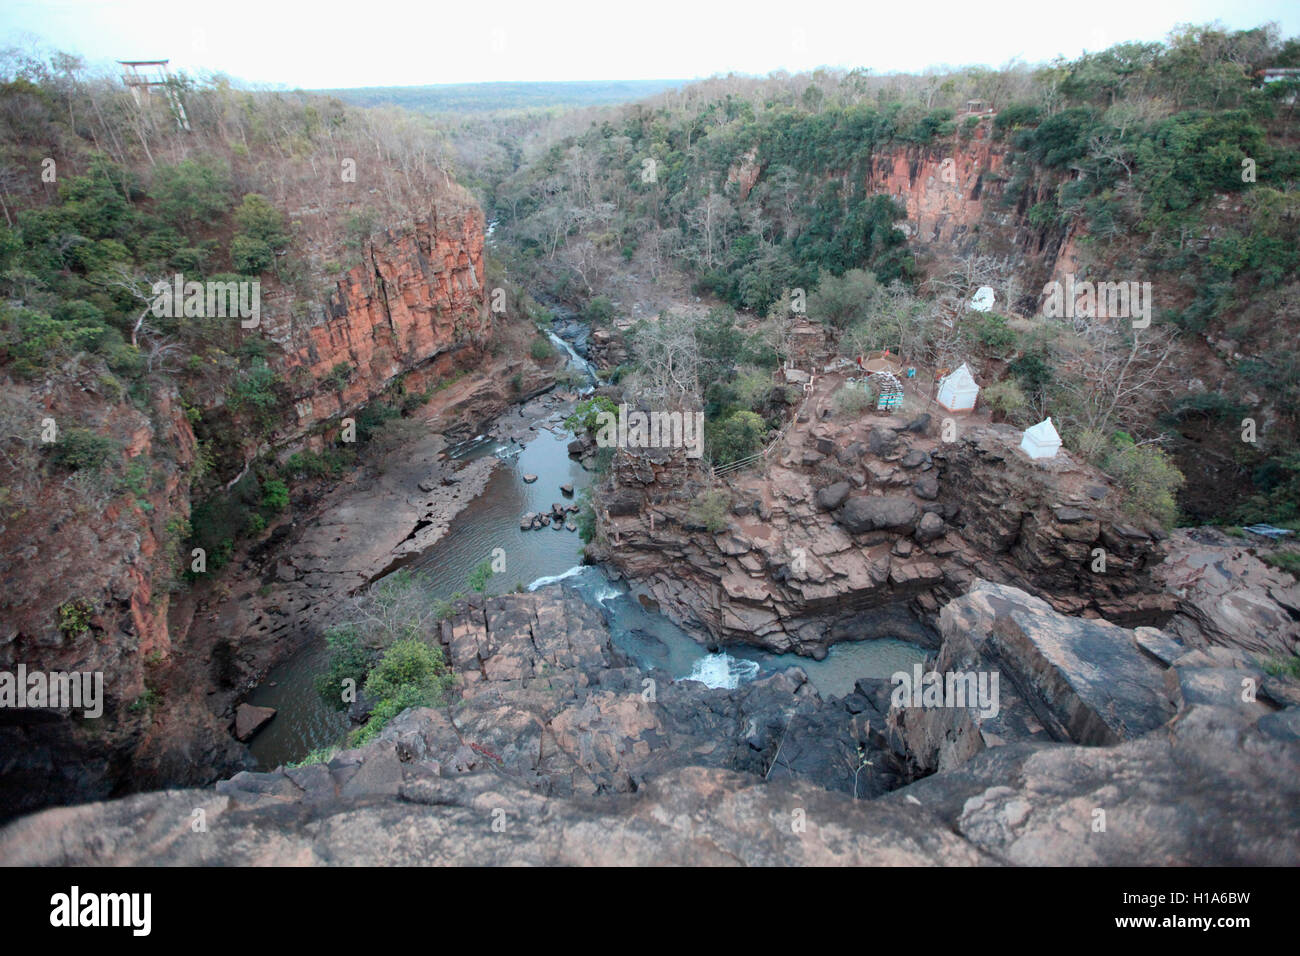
[{"xmin": 938, "ymin": 581, "xmax": 1177, "ymax": 746}]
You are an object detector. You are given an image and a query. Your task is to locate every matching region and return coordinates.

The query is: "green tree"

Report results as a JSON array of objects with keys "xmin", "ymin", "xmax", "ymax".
[{"xmin": 707, "ymin": 410, "xmax": 766, "ymax": 464}]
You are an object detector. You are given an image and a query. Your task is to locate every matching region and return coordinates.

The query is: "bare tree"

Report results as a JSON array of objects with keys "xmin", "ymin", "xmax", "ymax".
[
  {"xmin": 1056, "ymin": 322, "xmax": 1182, "ymax": 438},
  {"xmin": 626, "ymin": 311, "xmax": 702, "ymax": 408}
]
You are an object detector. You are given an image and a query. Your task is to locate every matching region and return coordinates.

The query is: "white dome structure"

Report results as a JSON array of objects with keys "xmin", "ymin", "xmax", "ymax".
[
  {"xmin": 936, "ymin": 363, "xmax": 980, "ymax": 412},
  {"xmin": 1020, "ymin": 417, "xmax": 1062, "ymax": 460}
]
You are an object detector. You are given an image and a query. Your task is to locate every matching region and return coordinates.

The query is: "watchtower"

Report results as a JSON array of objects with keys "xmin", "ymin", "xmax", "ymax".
[{"xmin": 118, "ymin": 60, "xmax": 191, "ymax": 131}]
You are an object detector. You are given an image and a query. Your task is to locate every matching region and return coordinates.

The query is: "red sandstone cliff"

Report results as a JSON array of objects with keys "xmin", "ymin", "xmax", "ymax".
[
  {"xmin": 0, "ymin": 183, "xmax": 490, "ymax": 818},
  {"xmin": 863, "ymin": 127, "xmax": 1072, "ymax": 310},
  {"xmin": 270, "ymin": 188, "xmax": 489, "ymax": 439}
]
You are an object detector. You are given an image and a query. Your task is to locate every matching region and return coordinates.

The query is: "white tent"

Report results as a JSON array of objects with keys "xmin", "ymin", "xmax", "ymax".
[
  {"xmin": 969, "ymin": 287, "xmax": 995, "ymax": 312},
  {"xmin": 937, "ymin": 363, "xmax": 980, "ymax": 412},
  {"xmin": 1021, "ymin": 417, "xmax": 1062, "ymax": 460}
]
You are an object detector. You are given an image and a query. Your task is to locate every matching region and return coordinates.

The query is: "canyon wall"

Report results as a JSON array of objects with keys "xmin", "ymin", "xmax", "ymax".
[
  {"xmin": 863, "ymin": 129, "xmax": 1072, "ymax": 311},
  {"xmin": 0, "ymin": 185, "xmax": 489, "ymax": 820},
  {"xmin": 269, "ymin": 190, "xmax": 489, "ymax": 441}
]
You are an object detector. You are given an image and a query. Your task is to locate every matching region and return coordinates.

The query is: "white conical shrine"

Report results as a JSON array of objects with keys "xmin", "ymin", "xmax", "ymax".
[
  {"xmin": 936, "ymin": 363, "xmax": 980, "ymax": 412},
  {"xmin": 1020, "ymin": 417, "xmax": 1062, "ymax": 459}
]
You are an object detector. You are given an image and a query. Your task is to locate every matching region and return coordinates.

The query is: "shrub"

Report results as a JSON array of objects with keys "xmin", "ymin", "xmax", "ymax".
[
  {"xmin": 584, "ymin": 295, "xmax": 614, "ymax": 325},
  {"xmin": 227, "ymin": 361, "xmax": 282, "ymax": 433},
  {"xmin": 230, "ymin": 234, "xmax": 273, "ymax": 274},
  {"xmin": 1099, "ymin": 434, "xmax": 1185, "ymax": 528},
  {"xmin": 565, "ymin": 395, "xmax": 618, "ymax": 436},
  {"xmin": 807, "ymin": 268, "xmax": 881, "ymax": 330},
  {"xmin": 832, "ymin": 385, "xmax": 873, "ymax": 417},
  {"xmin": 688, "ymin": 489, "xmax": 732, "ymax": 533},
  {"xmin": 981, "ymin": 379, "xmax": 1028, "ymax": 421},
  {"xmin": 58, "ymin": 598, "xmax": 94, "ymax": 637},
  {"xmin": 706, "ymin": 410, "xmax": 766, "ymax": 464},
  {"xmin": 314, "ymin": 625, "xmax": 371, "ymax": 711},
  {"xmin": 353, "ymin": 638, "xmax": 455, "ymax": 744},
  {"xmin": 576, "ymin": 488, "xmax": 597, "ymax": 544},
  {"xmin": 971, "ymin": 313, "xmax": 1018, "ymax": 356},
  {"xmin": 260, "ymin": 478, "xmax": 289, "ymax": 513},
  {"xmin": 325, "ymin": 362, "xmax": 352, "ymax": 392},
  {"xmin": 530, "ymin": 336, "xmax": 555, "ymax": 361},
  {"xmin": 49, "ymin": 428, "xmax": 116, "ymax": 473},
  {"xmin": 467, "ymin": 559, "xmax": 494, "ymax": 593}
]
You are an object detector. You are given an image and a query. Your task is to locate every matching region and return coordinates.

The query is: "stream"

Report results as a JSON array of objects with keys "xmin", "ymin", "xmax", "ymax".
[{"xmin": 243, "ymin": 326, "xmax": 931, "ymax": 770}]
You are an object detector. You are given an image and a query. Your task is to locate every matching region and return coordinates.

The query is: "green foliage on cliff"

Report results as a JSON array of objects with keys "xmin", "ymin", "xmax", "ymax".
[
  {"xmin": 706, "ymin": 410, "xmax": 766, "ymax": 465},
  {"xmin": 47, "ymin": 428, "xmax": 116, "ymax": 473},
  {"xmin": 353, "ymin": 638, "xmax": 455, "ymax": 745},
  {"xmin": 313, "ymin": 625, "xmax": 370, "ymax": 712}
]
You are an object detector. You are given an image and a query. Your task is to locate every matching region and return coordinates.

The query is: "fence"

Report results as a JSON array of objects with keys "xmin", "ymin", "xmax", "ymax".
[{"xmin": 710, "ymin": 389, "xmax": 811, "ymax": 480}]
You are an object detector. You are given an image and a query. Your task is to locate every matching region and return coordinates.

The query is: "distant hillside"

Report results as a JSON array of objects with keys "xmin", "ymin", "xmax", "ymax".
[{"xmin": 317, "ymin": 79, "xmax": 688, "ymax": 114}]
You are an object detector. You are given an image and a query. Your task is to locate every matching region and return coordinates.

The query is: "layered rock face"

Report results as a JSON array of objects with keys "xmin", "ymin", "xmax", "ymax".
[
  {"xmin": 868, "ymin": 135, "xmax": 1008, "ymax": 250},
  {"xmin": 1154, "ymin": 527, "xmax": 1300, "ymax": 659},
  {"xmin": 863, "ymin": 131, "xmax": 1072, "ymax": 312},
  {"xmin": 881, "ymin": 580, "xmax": 1299, "ymax": 865},
  {"xmin": 0, "ymin": 187, "xmax": 490, "ymax": 821},
  {"xmin": 5, "ymin": 583, "xmax": 1295, "ymax": 866},
  {"xmin": 591, "ymin": 407, "xmax": 1173, "ymax": 657},
  {"xmin": 269, "ymin": 190, "xmax": 489, "ymax": 442},
  {"xmin": 0, "ymin": 385, "xmax": 200, "ymax": 820}
]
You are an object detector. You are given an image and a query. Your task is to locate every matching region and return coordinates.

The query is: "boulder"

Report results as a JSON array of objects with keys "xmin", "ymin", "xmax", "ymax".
[
  {"xmin": 913, "ymin": 475, "xmax": 940, "ymax": 500},
  {"xmin": 815, "ymin": 481, "xmax": 852, "ymax": 512},
  {"xmin": 939, "ymin": 581, "xmax": 1177, "ymax": 747},
  {"xmin": 914, "ymin": 511, "xmax": 945, "ymax": 543},
  {"xmin": 523, "ymin": 474, "xmax": 538, "ymax": 484},
  {"xmin": 837, "ymin": 496, "xmax": 919, "ymax": 534},
  {"xmin": 234, "ymin": 704, "xmax": 276, "ymax": 742},
  {"xmin": 868, "ymin": 427, "xmax": 899, "ymax": 458}
]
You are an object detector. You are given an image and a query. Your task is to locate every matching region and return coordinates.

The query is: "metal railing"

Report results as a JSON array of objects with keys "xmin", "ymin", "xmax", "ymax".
[{"xmin": 710, "ymin": 389, "xmax": 812, "ymax": 481}]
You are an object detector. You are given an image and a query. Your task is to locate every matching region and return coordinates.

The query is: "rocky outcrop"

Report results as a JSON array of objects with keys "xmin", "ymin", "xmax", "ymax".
[
  {"xmin": 1154, "ymin": 527, "xmax": 1300, "ymax": 659},
  {"xmin": 592, "ymin": 405, "xmax": 1173, "ymax": 657},
  {"xmin": 887, "ymin": 582, "xmax": 1180, "ymax": 773},
  {"xmin": 436, "ymin": 588, "xmax": 900, "ymax": 798},
  {"xmin": 5, "ymin": 583, "xmax": 1295, "ymax": 866},
  {"xmin": 861, "ymin": 130, "xmax": 1071, "ymax": 313},
  {"xmin": 0, "ymin": 184, "xmax": 494, "ymax": 821},
  {"xmin": 879, "ymin": 579, "xmax": 1299, "ymax": 865}
]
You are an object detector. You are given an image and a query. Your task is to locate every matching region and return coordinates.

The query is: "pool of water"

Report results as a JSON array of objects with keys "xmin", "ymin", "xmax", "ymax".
[{"xmin": 555, "ymin": 564, "xmax": 931, "ymax": 696}]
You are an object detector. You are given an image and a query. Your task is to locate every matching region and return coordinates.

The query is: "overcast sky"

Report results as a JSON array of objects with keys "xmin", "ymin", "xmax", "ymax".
[{"xmin": 2, "ymin": 0, "xmax": 1296, "ymax": 88}]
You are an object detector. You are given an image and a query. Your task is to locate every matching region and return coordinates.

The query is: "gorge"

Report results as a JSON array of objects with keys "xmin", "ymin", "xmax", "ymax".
[{"xmin": 0, "ymin": 21, "xmax": 1298, "ymax": 869}]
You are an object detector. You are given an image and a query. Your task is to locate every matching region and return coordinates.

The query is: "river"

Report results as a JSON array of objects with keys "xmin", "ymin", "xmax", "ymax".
[{"xmin": 244, "ymin": 336, "xmax": 931, "ymax": 769}]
